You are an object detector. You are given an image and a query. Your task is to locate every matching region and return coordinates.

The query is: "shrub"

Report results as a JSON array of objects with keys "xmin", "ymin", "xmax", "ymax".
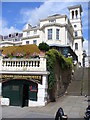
[
  {"xmin": 38, "ymin": 42, "xmax": 50, "ymax": 52},
  {"xmin": 46, "ymin": 49, "xmax": 72, "ymax": 89}
]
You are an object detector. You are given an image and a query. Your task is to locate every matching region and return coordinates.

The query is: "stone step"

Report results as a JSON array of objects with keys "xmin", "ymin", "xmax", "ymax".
[{"xmin": 67, "ymin": 68, "xmax": 89, "ymax": 96}]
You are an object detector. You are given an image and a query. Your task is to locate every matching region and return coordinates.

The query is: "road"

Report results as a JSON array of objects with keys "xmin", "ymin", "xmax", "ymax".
[{"xmin": 0, "ymin": 95, "xmax": 88, "ymax": 119}]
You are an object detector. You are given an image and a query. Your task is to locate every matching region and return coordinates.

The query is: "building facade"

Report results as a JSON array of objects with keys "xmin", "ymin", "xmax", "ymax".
[
  {"xmin": 0, "ymin": 45, "xmax": 50, "ymax": 107},
  {"xmin": 0, "ymin": 33, "xmax": 23, "ymax": 47},
  {"xmin": 0, "ymin": 4, "xmax": 84, "ymax": 65},
  {"xmin": 22, "ymin": 5, "xmax": 84, "ymax": 66},
  {"xmin": 85, "ymin": 56, "xmax": 90, "ymax": 67},
  {"xmin": 68, "ymin": 5, "xmax": 84, "ymax": 66}
]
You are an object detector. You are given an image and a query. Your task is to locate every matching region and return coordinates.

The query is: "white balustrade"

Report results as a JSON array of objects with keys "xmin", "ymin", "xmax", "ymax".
[{"xmin": 1, "ymin": 57, "xmax": 46, "ymax": 72}]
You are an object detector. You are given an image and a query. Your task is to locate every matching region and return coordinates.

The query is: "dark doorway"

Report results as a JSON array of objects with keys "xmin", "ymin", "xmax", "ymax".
[
  {"xmin": 22, "ymin": 84, "xmax": 29, "ymax": 107},
  {"xmin": 2, "ymin": 80, "xmax": 22, "ymax": 106},
  {"xmin": 2, "ymin": 79, "xmax": 38, "ymax": 107}
]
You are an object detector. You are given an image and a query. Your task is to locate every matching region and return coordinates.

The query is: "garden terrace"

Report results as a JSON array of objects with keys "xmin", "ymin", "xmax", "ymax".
[{"xmin": 2, "ymin": 44, "xmax": 40, "ymax": 58}]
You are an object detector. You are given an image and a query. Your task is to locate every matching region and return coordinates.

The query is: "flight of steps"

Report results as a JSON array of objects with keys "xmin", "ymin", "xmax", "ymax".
[{"xmin": 67, "ymin": 67, "xmax": 89, "ymax": 96}]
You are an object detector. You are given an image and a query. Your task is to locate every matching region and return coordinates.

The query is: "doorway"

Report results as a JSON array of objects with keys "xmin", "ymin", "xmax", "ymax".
[{"xmin": 22, "ymin": 84, "xmax": 29, "ymax": 107}]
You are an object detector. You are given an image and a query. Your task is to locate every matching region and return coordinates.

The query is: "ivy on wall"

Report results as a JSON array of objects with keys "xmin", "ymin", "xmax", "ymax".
[{"xmin": 46, "ymin": 49, "xmax": 72, "ymax": 89}]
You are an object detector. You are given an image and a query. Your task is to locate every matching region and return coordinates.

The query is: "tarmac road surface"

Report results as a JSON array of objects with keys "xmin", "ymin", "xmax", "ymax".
[{"xmin": 1, "ymin": 95, "xmax": 88, "ymax": 119}]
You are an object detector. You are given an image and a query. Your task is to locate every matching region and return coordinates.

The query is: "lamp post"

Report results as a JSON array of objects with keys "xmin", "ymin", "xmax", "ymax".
[{"xmin": 81, "ymin": 50, "xmax": 87, "ymax": 96}]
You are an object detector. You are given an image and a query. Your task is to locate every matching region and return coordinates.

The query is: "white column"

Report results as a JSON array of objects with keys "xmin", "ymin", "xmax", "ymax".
[
  {"xmin": 70, "ymin": 11, "xmax": 72, "ymax": 20},
  {"xmin": 78, "ymin": 8, "xmax": 81, "ymax": 19},
  {"xmin": 37, "ymin": 75, "xmax": 48, "ymax": 106},
  {"xmin": 74, "ymin": 10, "xmax": 76, "ymax": 19},
  {"xmin": 40, "ymin": 56, "xmax": 46, "ymax": 71}
]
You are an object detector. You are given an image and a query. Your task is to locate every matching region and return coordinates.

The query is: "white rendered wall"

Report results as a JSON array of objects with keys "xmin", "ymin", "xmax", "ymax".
[
  {"xmin": 28, "ymin": 75, "xmax": 48, "ymax": 107},
  {"xmin": 69, "ymin": 6, "xmax": 83, "ymax": 66},
  {"xmin": 73, "ymin": 39, "xmax": 83, "ymax": 65}
]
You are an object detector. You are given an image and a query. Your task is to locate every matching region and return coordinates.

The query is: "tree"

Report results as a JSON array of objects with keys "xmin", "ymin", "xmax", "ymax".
[{"xmin": 38, "ymin": 42, "xmax": 50, "ymax": 52}]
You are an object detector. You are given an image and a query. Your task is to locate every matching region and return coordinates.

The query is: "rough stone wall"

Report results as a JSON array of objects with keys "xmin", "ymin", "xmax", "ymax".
[{"xmin": 49, "ymin": 59, "xmax": 72, "ymax": 101}]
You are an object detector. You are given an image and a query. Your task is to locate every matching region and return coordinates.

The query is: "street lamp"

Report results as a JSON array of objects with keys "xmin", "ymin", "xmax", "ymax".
[{"xmin": 81, "ymin": 50, "xmax": 87, "ymax": 96}]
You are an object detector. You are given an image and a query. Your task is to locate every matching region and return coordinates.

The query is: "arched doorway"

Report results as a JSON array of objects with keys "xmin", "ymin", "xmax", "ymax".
[{"xmin": 2, "ymin": 79, "xmax": 38, "ymax": 107}]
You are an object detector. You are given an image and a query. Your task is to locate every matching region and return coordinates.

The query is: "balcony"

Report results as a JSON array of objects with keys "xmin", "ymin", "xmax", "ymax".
[{"xmin": 1, "ymin": 57, "xmax": 46, "ymax": 72}]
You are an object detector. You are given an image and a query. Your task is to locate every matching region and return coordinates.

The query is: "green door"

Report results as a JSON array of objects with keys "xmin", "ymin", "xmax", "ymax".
[
  {"xmin": 2, "ymin": 79, "xmax": 38, "ymax": 106},
  {"xmin": 2, "ymin": 80, "xmax": 23, "ymax": 106}
]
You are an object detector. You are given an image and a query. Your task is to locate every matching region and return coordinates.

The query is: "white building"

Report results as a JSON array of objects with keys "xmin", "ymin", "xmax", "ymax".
[
  {"xmin": 0, "ymin": 33, "xmax": 23, "ymax": 47},
  {"xmin": 22, "ymin": 5, "xmax": 84, "ymax": 66},
  {"xmin": 22, "ymin": 14, "xmax": 73, "ymax": 49},
  {"xmin": 0, "ymin": 45, "xmax": 50, "ymax": 107},
  {"xmin": 85, "ymin": 56, "xmax": 90, "ymax": 67},
  {"xmin": 0, "ymin": 4, "xmax": 84, "ymax": 66},
  {"xmin": 68, "ymin": 5, "xmax": 84, "ymax": 66}
]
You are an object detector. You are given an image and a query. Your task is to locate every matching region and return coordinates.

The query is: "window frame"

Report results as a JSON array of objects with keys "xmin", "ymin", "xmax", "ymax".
[
  {"xmin": 75, "ymin": 43, "xmax": 78, "ymax": 50},
  {"xmin": 34, "ymin": 30, "xmax": 37, "ymax": 34},
  {"xmin": 74, "ymin": 25, "xmax": 77, "ymax": 28},
  {"xmin": 75, "ymin": 31, "xmax": 78, "ymax": 37},
  {"xmin": 56, "ymin": 29, "xmax": 59, "ymax": 40},
  {"xmin": 49, "ymin": 19, "xmax": 56, "ymax": 23},
  {"xmin": 48, "ymin": 29, "xmax": 52, "ymax": 40},
  {"xmin": 26, "ymin": 41, "xmax": 29, "ymax": 44},
  {"xmin": 27, "ymin": 31, "xmax": 30, "ymax": 36},
  {"xmin": 33, "ymin": 40, "xmax": 37, "ymax": 44}
]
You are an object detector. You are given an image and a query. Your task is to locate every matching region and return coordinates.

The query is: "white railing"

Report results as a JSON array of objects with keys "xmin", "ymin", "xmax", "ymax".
[{"xmin": 1, "ymin": 57, "xmax": 46, "ymax": 72}]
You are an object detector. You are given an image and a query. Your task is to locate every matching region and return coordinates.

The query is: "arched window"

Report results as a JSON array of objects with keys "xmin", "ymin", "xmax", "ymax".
[
  {"xmin": 75, "ymin": 43, "xmax": 78, "ymax": 50},
  {"xmin": 75, "ymin": 31, "xmax": 78, "ymax": 37},
  {"xmin": 72, "ymin": 11, "xmax": 74, "ymax": 19},
  {"xmin": 75, "ymin": 10, "xmax": 78, "ymax": 18}
]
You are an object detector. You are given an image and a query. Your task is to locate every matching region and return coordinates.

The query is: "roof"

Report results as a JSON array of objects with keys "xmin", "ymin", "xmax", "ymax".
[
  {"xmin": 2, "ymin": 44, "xmax": 40, "ymax": 55},
  {"xmin": 3, "ymin": 33, "xmax": 23, "ymax": 40},
  {"xmin": 68, "ymin": 4, "xmax": 82, "ymax": 12},
  {"xmin": 49, "ymin": 44, "xmax": 70, "ymax": 47},
  {"xmin": 40, "ymin": 14, "xmax": 67, "ymax": 22},
  {"xmin": 47, "ymin": 14, "xmax": 61, "ymax": 18}
]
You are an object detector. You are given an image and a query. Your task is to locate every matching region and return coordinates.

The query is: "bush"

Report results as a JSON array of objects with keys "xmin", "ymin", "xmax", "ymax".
[
  {"xmin": 38, "ymin": 42, "xmax": 50, "ymax": 52},
  {"xmin": 46, "ymin": 49, "xmax": 72, "ymax": 89}
]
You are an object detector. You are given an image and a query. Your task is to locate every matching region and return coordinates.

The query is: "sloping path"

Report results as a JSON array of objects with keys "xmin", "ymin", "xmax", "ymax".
[{"xmin": 1, "ymin": 95, "xmax": 88, "ymax": 119}]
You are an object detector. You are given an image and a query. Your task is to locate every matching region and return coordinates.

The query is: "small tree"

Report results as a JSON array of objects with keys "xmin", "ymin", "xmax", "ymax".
[{"xmin": 38, "ymin": 42, "xmax": 50, "ymax": 52}]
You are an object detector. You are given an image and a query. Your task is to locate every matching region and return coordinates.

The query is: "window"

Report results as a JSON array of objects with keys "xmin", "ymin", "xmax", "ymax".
[
  {"xmin": 16, "ymin": 33, "xmax": 18, "ymax": 36},
  {"xmin": 75, "ymin": 10, "xmax": 78, "ymax": 19},
  {"xmin": 75, "ymin": 31, "xmax": 78, "ymax": 37},
  {"xmin": 34, "ymin": 30, "xmax": 37, "ymax": 34},
  {"xmin": 56, "ymin": 29, "xmax": 59, "ymax": 40},
  {"xmin": 48, "ymin": 29, "xmax": 52, "ymax": 40},
  {"xmin": 14, "ymin": 39, "xmax": 18, "ymax": 41},
  {"xmin": 74, "ymin": 25, "xmax": 77, "ymax": 28},
  {"xmin": 27, "ymin": 31, "xmax": 30, "ymax": 36},
  {"xmin": 26, "ymin": 41, "xmax": 29, "ymax": 44},
  {"xmin": 72, "ymin": 11, "xmax": 74, "ymax": 19},
  {"xmin": 9, "ymin": 34, "xmax": 11, "ymax": 37},
  {"xmin": 33, "ymin": 40, "xmax": 37, "ymax": 44},
  {"xmin": 75, "ymin": 43, "xmax": 78, "ymax": 50},
  {"xmin": 49, "ymin": 19, "xmax": 56, "ymax": 22}
]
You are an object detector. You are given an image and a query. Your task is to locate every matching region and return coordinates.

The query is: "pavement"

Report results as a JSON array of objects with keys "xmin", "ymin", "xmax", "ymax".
[{"xmin": 0, "ymin": 95, "xmax": 88, "ymax": 119}]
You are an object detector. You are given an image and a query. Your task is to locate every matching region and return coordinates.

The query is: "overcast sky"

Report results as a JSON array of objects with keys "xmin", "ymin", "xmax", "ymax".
[{"xmin": 0, "ymin": 0, "xmax": 89, "ymax": 55}]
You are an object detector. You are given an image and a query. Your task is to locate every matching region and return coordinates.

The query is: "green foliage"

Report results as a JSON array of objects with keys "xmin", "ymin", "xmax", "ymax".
[
  {"xmin": 66, "ymin": 57, "xmax": 73, "ymax": 67},
  {"xmin": 46, "ymin": 49, "xmax": 72, "ymax": 89},
  {"xmin": 38, "ymin": 42, "xmax": 50, "ymax": 52}
]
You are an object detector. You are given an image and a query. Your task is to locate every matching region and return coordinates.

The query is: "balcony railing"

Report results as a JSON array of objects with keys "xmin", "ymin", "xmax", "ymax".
[{"xmin": 1, "ymin": 57, "xmax": 46, "ymax": 72}]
